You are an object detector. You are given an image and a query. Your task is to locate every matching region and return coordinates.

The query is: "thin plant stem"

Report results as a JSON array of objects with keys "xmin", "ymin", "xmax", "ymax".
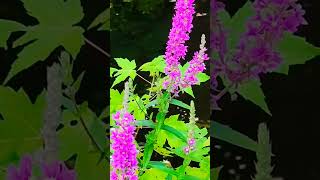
[
  {"xmin": 84, "ymin": 37, "xmax": 110, "ymax": 57},
  {"xmin": 136, "ymin": 73, "xmax": 152, "ymax": 85}
]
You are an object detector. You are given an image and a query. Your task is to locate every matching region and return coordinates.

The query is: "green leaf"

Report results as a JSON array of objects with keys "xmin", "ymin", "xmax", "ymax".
[
  {"xmin": 88, "ymin": 8, "xmax": 110, "ymax": 31},
  {"xmin": 59, "ymin": 109, "xmax": 107, "ymax": 180},
  {"xmin": 88, "ymin": 115, "xmax": 107, "ymax": 153},
  {"xmin": 211, "ymin": 121, "xmax": 258, "ymax": 152},
  {"xmin": 139, "ymin": 55, "xmax": 165, "ymax": 76},
  {"xmin": 226, "ymin": 1, "xmax": 254, "ymax": 49},
  {"xmin": 179, "ymin": 62, "xmax": 190, "ymax": 76},
  {"xmin": 0, "ymin": 87, "xmax": 45, "ymax": 167},
  {"xmin": 71, "ymin": 71, "xmax": 85, "ymax": 93},
  {"xmin": 275, "ymin": 32, "xmax": 320, "ymax": 74},
  {"xmin": 111, "ymin": 58, "xmax": 136, "ymax": 87},
  {"xmin": 4, "ymin": 0, "xmax": 85, "ymax": 83},
  {"xmin": 210, "ymin": 166, "xmax": 222, "ymax": 180},
  {"xmin": 98, "ymin": 105, "xmax": 110, "ymax": 121},
  {"xmin": 184, "ymin": 87, "xmax": 195, "ymax": 98},
  {"xmin": 135, "ymin": 120, "xmax": 155, "ymax": 128},
  {"xmin": 148, "ymin": 161, "xmax": 178, "ymax": 176},
  {"xmin": 110, "ymin": 89, "xmax": 123, "ymax": 126},
  {"xmin": 143, "ymin": 131, "xmax": 156, "ymax": 169},
  {"xmin": 185, "ymin": 166, "xmax": 209, "ymax": 180},
  {"xmin": 110, "ymin": 67, "xmax": 118, "ymax": 77},
  {"xmin": 237, "ymin": 80, "xmax": 271, "ymax": 115},
  {"xmin": 0, "ymin": 20, "xmax": 26, "ymax": 49},
  {"xmin": 170, "ymin": 99, "xmax": 191, "ymax": 110},
  {"xmin": 62, "ymin": 96, "xmax": 77, "ymax": 113},
  {"xmin": 22, "ymin": 0, "xmax": 83, "ymax": 26},
  {"xmin": 162, "ymin": 125, "xmax": 187, "ymax": 143},
  {"xmin": 157, "ymin": 115, "xmax": 188, "ymax": 149},
  {"xmin": 196, "ymin": 73, "xmax": 210, "ymax": 84},
  {"xmin": 141, "ymin": 168, "xmax": 170, "ymax": 180},
  {"xmin": 129, "ymin": 95, "xmax": 146, "ymax": 120},
  {"xmin": 145, "ymin": 99, "xmax": 158, "ymax": 109}
]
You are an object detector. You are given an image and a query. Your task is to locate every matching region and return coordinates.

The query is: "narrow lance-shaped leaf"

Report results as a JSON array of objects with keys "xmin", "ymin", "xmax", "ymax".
[{"xmin": 211, "ymin": 121, "xmax": 258, "ymax": 152}]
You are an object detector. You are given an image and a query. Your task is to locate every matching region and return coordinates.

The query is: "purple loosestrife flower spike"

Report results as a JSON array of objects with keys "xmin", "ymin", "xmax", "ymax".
[
  {"xmin": 227, "ymin": 0, "xmax": 307, "ymax": 83},
  {"xmin": 164, "ymin": 0, "xmax": 196, "ymax": 94},
  {"xmin": 182, "ymin": 34, "xmax": 209, "ymax": 88},
  {"xmin": 7, "ymin": 155, "xmax": 32, "ymax": 180},
  {"xmin": 184, "ymin": 101, "xmax": 198, "ymax": 154},
  {"xmin": 110, "ymin": 81, "xmax": 138, "ymax": 180}
]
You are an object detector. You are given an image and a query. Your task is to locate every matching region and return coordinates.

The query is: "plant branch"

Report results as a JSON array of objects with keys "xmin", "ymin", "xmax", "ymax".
[
  {"xmin": 137, "ymin": 73, "xmax": 152, "ymax": 85},
  {"xmin": 84, "ymin": 37, "xmax": 110, "ymax": 58}
]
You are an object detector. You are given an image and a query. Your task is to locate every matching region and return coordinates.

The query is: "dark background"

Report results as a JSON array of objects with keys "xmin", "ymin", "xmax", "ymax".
[{"xmin": 211, "ymin": 0, "xmax": 320, "ymax": 179}]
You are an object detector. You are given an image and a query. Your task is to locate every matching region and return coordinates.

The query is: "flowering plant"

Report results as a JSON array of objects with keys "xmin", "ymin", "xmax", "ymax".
[
  {"xmin": 210, "ymin": 0, "xmax": 320, "ymax": 178},
  {"xmin": 110, "ymin": 0, "xmax": 210, "ymax": 179}
]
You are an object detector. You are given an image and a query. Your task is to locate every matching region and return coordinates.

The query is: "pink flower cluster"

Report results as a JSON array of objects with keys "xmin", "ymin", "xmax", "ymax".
[
  {"xmin": 182, "ymin": 34, "xmax": 209, "ymax": 88},
  {"xmin": 7, "ymin": 155, "xmax": 76, "ymax": 180},
  {"xmin": 164, "ymin": 0, "xmax": 203, "ymax": 94},
  {"xmin": 110, "ymin": 111, "xmax": 138, "ymax": 180},
  {"xmin": 184, "ymin": 137, "xmax": 196, "ymax": 154}
]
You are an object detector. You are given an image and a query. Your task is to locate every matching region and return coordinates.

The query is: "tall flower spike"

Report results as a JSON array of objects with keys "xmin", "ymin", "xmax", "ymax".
[
  {"xmin": 184, "ymin": 101, "xmax": 198, "ymax": 154},
  {"xmin": 164, "ymin": 0, "xmax": 196, "ymax": 94},
  {"xmin": 110, "ymin": 81, "xmax": 138, "ymax": 180},
  {"xmin": 182, "ymin": 34, "xmax": 209, "ymax": 88}
]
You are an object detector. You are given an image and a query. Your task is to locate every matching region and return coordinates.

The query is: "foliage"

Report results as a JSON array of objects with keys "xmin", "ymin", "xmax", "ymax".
[
  {"xmin": 110, "ymin": 53, "xmax": 210, "ymax": 179},
  {"xmin": 0, "ymin": 0, "xmax": 108, "ymax": 178}
]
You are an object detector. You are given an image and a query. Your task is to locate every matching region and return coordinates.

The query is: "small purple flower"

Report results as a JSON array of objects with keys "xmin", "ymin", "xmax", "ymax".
[
  {"xmin": 41, "ymin": 161, "xmax": 76, "ymax": 180},
  {"xmin": 7, "ymin": 155, "xmax": 32, "ymax": 180},
  {"xmin": 6, "ymin": 155, "xmax": 76, "ymax": 180}
]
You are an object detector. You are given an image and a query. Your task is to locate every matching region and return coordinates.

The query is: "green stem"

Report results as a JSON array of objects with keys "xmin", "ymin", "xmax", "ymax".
[
  {"xmin": 178, "ymin": 158, "xmax": 191, "ymax": 179},
  {"xmin": 141, "ymin": 92, "xmax": 170, "ymax": 172}
]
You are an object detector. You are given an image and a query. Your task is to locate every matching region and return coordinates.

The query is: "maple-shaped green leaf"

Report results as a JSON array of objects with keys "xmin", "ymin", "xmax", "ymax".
[
  {"xmin": 237, "ymin": 80, "xmax": 271, "ymax": 115},
  {"xmin": 4, "ymin": 0, "xmax": 85, "ymax": 83},
  {"xmin": 0, "ymin": 87, "xmax": 45, "ymax": 169},
  {"xmin": 111, "ymin": 58, "xmax": 137, "ymax": 87},
  {"xmin": 88, "ymin": 8, "xmax": 110, "ymax": 31},
  {"xmin": 0, "ymin": 20, "xmax": 26, "ymax": 49},
  {"xmin": 139, "ymin": 55, "xmax": 165, "ymax": 76},
  {"xmin": 275, "ymin": 32, "xmax": 320, "ymax": 74},
  {"xmin": 59, "ymin": 109, "xmax": 107, "ymax": 180}
]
